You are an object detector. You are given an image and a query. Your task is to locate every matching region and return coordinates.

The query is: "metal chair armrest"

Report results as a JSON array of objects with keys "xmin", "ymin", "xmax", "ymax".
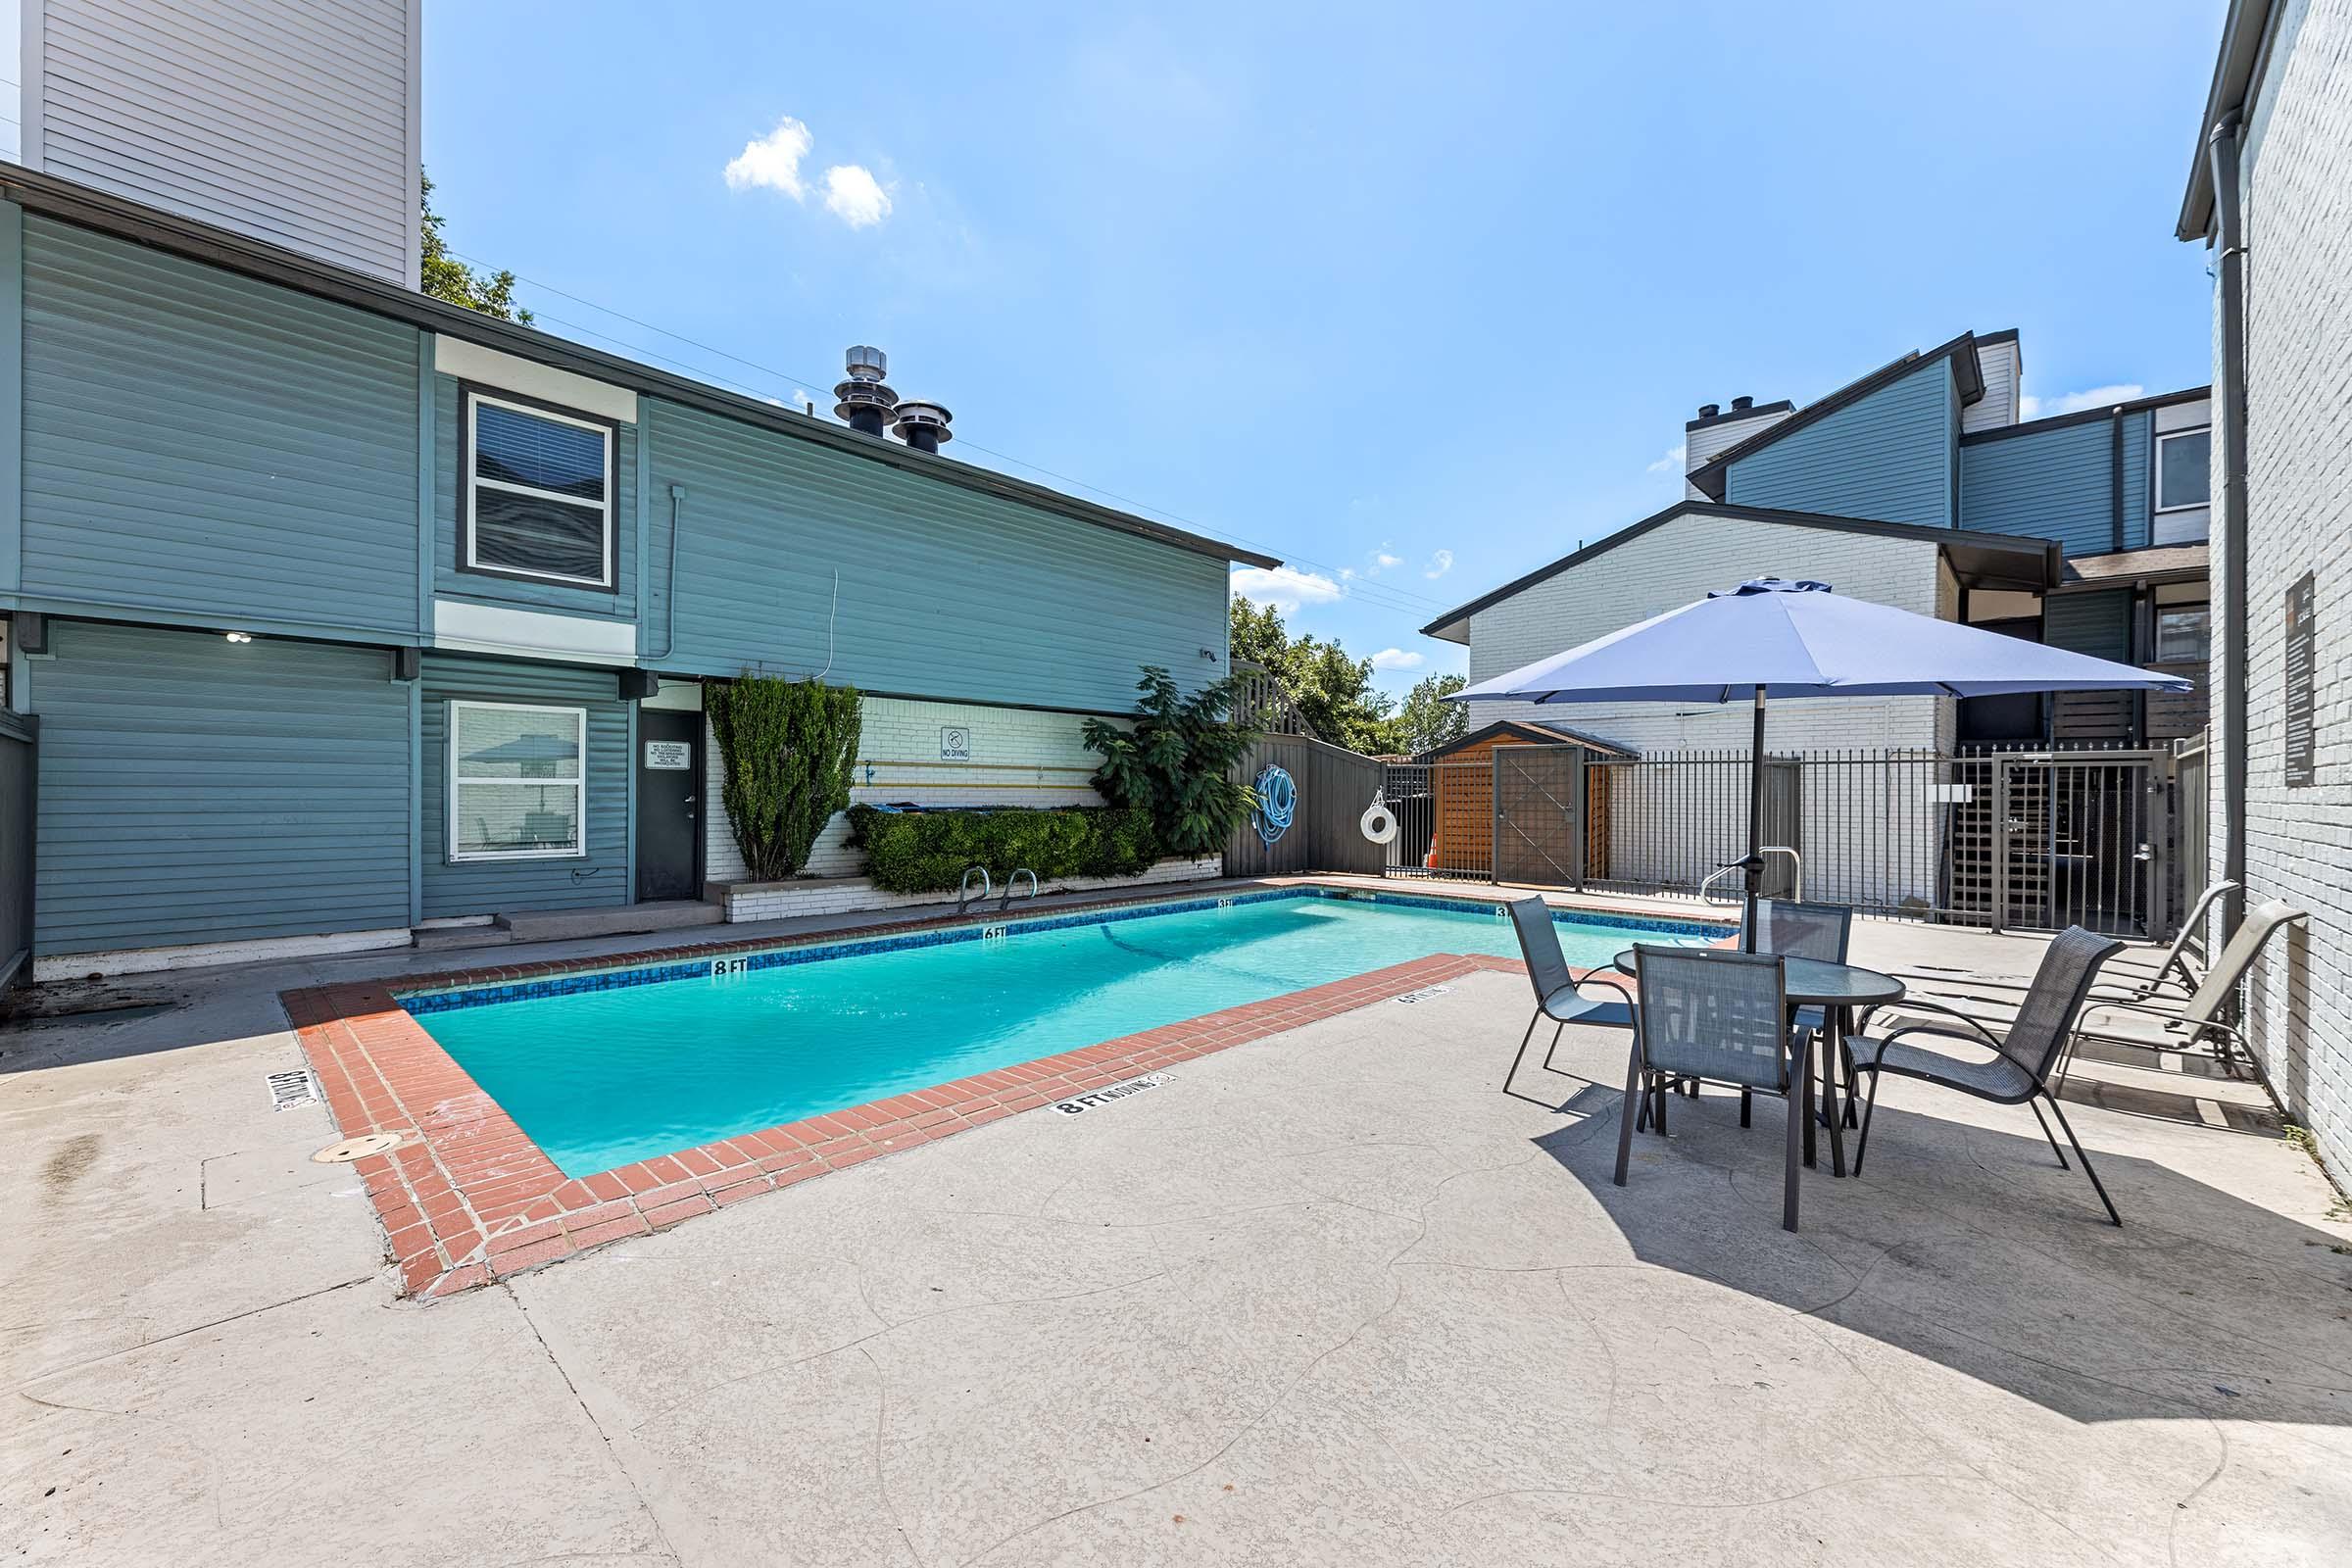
[
  {"xmin": 2074, "ymin": 997, "xmax": 2182, "ymax": 1029},
  {"xmin": 1851, "ymin": 996, "xmax": 2007, "ymax": 1060}
]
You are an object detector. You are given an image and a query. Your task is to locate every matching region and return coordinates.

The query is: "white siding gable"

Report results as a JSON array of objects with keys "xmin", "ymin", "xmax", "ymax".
[
  {"xmin": 26, "ymin": 0, "xmax": 421, "ymax": 285},
  {"xmin": 1463, "ymin": 510, "xmax": 1950, "ymax": 753}
]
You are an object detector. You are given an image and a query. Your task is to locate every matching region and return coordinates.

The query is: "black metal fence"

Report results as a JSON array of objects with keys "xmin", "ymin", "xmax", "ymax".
[{"xmin": 1377, "ymin": 741, "xmax": 2184, "ymax": 938}]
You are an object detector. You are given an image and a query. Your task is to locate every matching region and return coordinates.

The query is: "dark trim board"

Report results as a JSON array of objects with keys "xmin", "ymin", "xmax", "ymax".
[
  {"xmin": 1959, "ymin": 386, "xmax": 2212, "ymax": 446},
  {"xmin": 0, "ymin": 166, "xmax": 1280, "ymax": 572},
  {"xmin": 2177, "ymin": 0, "xmax": 2281, "ymax": 238},
  {"xmin": 1417, "ymin": 718, "xmax": 1637, "ymax": 761},
  {"xmin": 1417, "ymin": 502, "xmax": 2060, "ymax": 640}
]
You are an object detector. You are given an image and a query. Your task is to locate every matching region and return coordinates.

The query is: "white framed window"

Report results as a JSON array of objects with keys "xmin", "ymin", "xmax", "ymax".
[
  {"xmin": 2154, "ymin": 427, "xmax": 2212, "ymax": 513},
  {"xmin": 462, "ymin": 388, "xmax": 616, "ymax": 589},
  {"xmin": 448, "ymin": 701, "xmax": 587, "ymax": 860},
  {"xmin": 2155, "ymin": 605, "xmax": 2210, "ymax": 664}
]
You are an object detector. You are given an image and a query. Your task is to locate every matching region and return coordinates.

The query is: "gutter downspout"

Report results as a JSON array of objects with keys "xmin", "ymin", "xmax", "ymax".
[{"xmin": 2210, "ymin": 112, "xmax": 2250, "ymax": 943}]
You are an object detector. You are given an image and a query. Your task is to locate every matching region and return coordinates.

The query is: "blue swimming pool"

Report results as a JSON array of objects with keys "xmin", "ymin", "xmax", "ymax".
[{"xmin": 401, "ymin": 889, "xmax": 1729, "ymax": 1177}]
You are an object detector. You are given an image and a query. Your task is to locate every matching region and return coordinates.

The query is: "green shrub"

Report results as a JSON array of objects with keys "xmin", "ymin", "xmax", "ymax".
[
  {"xmin": 707, "ymin": 674, "xmax": 862, "ymax": 881},
  {"xmin": 1082, "ymin": 665, "xmax": 1260, "ymax": 857},
  {"xmin": 847, "ymin": 805, "xmax": 1160, "ymax": 894}
]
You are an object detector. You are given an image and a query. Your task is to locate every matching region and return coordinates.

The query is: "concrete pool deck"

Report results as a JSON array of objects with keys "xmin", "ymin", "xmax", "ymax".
[{"xmin": 5, "ymin": 895, "xmax": 2350, "ymax": 1563}]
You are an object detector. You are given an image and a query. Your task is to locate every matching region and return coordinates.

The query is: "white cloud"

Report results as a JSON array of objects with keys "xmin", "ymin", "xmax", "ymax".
[
  {"xmin": 2019, "ymin": 383, "xmax": 2144, "ymax": 420},
  {"xmin": 1647, "ymin": 442, "xmax": 1688, "ymax": 474},
  {"xmin": 1423, "ymin": 549, "xmax": 1454, "ymax": 580},
  {"xmin": 1370, "ymin": 647, "xmax": 1424, "ymax": 672},
  {"xmin": 724, "ymin": 117, "xmax": 814, "ymax": 198},
  {"xmin": 822, "ymin": 165, "xmax": 894, "ymax": 228},
  {"xmin": 1230, "ymin": 564, "xmax": 1345, "ymax": 612},
  {"xmin": 1371, "ymin": 546, "xmax": 1404, "ymax": 573}
]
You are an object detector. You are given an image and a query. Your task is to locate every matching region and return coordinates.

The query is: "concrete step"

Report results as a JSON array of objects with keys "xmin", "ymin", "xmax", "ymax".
[
  {"xmin": 411, "ymin": 924, "xmax": 514, "ymax": 954},
  {"xmin": 494, "ymin": 901, "xmax": 724, "ymax": 944}
]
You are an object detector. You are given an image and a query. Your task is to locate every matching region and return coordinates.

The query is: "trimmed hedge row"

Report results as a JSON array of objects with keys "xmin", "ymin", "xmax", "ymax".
[{"xmin": 846, "ymin": 805, "xmax": 1161, "ymax": 894}]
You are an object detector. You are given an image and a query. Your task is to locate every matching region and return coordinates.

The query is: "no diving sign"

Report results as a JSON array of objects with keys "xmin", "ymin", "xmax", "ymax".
[{"xmin": 1052, "ymin": 1072, "xmax": 1168, "ymax": 1116}]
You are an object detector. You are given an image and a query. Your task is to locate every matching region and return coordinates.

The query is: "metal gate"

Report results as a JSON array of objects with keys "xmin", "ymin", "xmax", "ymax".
[{"xmin": 1973, "ymin": 749, "xmax": 2167, "ymax": 937}]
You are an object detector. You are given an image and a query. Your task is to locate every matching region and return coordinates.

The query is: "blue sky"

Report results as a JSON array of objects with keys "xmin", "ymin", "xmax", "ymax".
[{"xmin": 424, "ymin": 0, "xmax": 2226, "ymax": 696}]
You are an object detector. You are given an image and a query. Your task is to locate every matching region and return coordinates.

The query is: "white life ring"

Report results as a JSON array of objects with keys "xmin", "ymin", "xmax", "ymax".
[{"xmin": 1360, "ymin": 790, "xmax": 1398, "ymax": 846}]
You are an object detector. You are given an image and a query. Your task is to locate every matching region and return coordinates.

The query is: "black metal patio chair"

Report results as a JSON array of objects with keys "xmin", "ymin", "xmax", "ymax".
[
  {"xmin": 1613, "ymin": 946, "xmax": 1818, "ymax": 1232},
  {"xmin": 1501, "ymin": 897, "xmax": 1635, "ymax": 1104},
  {"xmin": 1848, "ymin": 925, "xmax": 2126, "ymax": 1225},
  {"xmin": 1736, "ymin": 898, "xmax": 1855, "ymax": 1127}
]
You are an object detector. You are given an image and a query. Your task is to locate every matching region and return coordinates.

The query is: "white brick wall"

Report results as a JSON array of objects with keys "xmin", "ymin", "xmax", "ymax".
[
  {"xmin": 1458, "ymin": 510, "xmax": 1961, "ymax": 910},
  {"xmin": 2213, "ymin": 0, "xmax": 2352, "ymax": 1184},
  {"xmin": 705, "ymin": 694, "xmax": 1119, "ymax": 885},
  {"xmin": 1463, "ymin": 509, "xmax": 1952, "ymax": 754},
  {"xmin": 718, "ymin": 856, "xmax": 1222, "ymax": 922}
]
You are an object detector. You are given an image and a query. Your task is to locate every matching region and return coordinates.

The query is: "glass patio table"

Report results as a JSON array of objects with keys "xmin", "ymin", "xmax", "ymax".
[{"xmin": 1611, "ymin": 948, "xmax": 1905, "ymax": 1177}]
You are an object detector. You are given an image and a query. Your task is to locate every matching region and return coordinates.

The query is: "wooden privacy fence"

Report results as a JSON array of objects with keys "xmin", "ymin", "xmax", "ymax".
[
  {"xmin": 0, "ymin": 712, "xmax": 36, "ymax": 991},
  {"xmin": 1225, "ymin": 733, "xmax": 1387, "ymax": 877}
]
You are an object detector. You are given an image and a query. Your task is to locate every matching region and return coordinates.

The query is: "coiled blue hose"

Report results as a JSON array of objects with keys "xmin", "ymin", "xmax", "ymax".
[{"xmin": 1253, "ymin": 764, "xmax": 1297, "ymax": 846}]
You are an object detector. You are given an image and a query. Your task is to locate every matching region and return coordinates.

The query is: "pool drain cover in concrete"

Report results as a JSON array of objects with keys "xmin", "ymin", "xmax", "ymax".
[{"xmin": 312, "ymin": 1132, "xmax": 405, "ymax": 1164}]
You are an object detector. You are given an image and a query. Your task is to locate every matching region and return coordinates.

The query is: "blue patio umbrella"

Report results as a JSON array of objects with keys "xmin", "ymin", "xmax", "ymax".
[{"xmin": 1446, "ymin": 578, "xmax": 2193, "ymax": 945}]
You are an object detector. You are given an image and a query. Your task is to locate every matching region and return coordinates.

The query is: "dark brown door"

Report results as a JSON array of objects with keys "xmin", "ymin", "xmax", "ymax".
[{"xmin": 636, "ymin": 710, "xmax": 702, "ymax": 902}]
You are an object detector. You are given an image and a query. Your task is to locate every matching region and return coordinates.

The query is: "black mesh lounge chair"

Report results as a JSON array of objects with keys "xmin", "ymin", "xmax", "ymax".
[
  {"xmin": 1613, "ymin": 946, "xmax": 1817, "ymax": 1232},
  {"xmin": 1848, "ymin": 926, "xmax": 2125, "ymax": 1225},
  {"xmin": 2092, "ymin": 878, "xmax": 2241, "ymax": 1003},
  {"xmin": 2067, "ymin": 900, "xmax": 2306, "ymax": 1086},
  {"xmin": 1736, "ymin": 899, "xmax": 1856, "ymax": 1126},
  {"xmin": 1502, "ymin": 897, "xmax": 1634, "ymax": 1102}
]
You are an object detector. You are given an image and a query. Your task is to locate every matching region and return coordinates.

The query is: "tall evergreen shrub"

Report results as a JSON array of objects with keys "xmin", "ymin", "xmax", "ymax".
[{"xmin": 706, "ymin": 675, "xmax": 862, "ymax": 881}]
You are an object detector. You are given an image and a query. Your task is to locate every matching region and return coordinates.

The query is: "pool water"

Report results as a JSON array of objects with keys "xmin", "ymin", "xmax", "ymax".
[{"xmin": 407, "ymin": 893, "xmax": 1726, "ymax": 1177}]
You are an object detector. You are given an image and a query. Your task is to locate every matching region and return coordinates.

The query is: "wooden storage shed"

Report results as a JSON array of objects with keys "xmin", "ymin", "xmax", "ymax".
[{"xmin": 1417, "ymin": 720, "xmax": 1635, "ymax": 882}]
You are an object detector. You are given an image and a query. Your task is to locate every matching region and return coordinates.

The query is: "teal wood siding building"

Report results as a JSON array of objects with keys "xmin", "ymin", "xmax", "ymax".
[
  {"xmin": 0, "ymin": 168, "xmax": 1275, "ymax": 974},
  {"xmin": 1959, "ymin": 405, "xmax": 2172, "ymax": 555},
  {"xmin": 1722, "ymin": 358, "xmax": 1959, "ymax": 528}
]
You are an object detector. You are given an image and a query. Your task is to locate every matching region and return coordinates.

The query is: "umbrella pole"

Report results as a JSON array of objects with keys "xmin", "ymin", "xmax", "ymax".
[{"xmin": 1743, "ymin": 685, "xmax": 1766, "ymax": 952}]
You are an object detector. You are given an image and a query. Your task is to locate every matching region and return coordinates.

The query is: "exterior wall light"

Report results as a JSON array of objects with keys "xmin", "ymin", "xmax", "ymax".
[{"xmin": 224, "ymin": 631, "xmax": 253, "ymax": 643}]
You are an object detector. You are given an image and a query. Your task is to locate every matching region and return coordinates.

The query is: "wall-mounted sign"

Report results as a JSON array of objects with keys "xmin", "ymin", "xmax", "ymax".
[
  {"xmin": 940, "ymin": 726, "xmax": 972, "ymax": 761},
  {"xmin": 644, "ymin": 740, "xmax": 693, "ymax": 770},
  {"xmin": 2285, "ymin": 571, "xmax": 2317, "ymax": 788}
]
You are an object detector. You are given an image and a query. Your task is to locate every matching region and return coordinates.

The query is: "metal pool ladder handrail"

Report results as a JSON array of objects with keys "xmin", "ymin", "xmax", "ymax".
[
  {"xmin": 1000, "ymin": 867, "xmax": 1039, "ymax": 913},
  {"xmin": 1697, "ymin": 847, "xmax": 1803, "ymax": 906},
  {"xmin": 957, "ymin": 865, "xmax": 994, "ymax": 916}
]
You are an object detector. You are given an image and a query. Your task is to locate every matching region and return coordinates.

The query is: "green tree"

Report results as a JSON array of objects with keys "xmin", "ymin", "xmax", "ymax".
[
  {"xmin": 1227, "ymin": 598, "xmax": 1408, "ymax": 755},
  {"xmin": 420, "ymin": 170, "xmax": 534, "ymax": 324},
  {"xmin": 707, "ymin": 675, "xmax": 862, "ymax": 881},
  {"xmin": 1397, "ymin": 672, "xmax": 1470, "ymax": 755},
  {"xmin": 1082, "ymin": 666, "xmax": 1260, "ymax": 858}
]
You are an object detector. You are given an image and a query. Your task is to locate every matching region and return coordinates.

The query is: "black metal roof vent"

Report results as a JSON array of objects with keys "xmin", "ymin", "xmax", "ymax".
[
  {"xmin": 893, "ymin": 400, "xmax": 953, "ymax": 455},
  {"xmin": 833, "ymin": 345, "xmax": 898, "ymax": 436}
]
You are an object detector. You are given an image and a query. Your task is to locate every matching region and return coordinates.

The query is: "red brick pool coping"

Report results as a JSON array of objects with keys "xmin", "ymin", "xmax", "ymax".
[{"xmin": 284, "ymin": 938, "xmax": 1568, "ymax": 1300}]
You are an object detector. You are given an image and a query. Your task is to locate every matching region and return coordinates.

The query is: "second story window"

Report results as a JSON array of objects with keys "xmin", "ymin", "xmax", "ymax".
[
  {"xmin": 463, "ymin": 389, "xmax": 616, "ymax": 590},
  {"xmin": 2155, "ymin": 427, "xmax": 2212, "ymax": 513}
]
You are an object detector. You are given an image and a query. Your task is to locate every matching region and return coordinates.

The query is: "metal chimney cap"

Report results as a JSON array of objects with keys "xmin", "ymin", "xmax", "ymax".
[
  {"xmin": 1697, "ymin": 403, "xmax": 1721, "ymax": 418},
  {"xmin": 892, "ymin": 401, "xmax": 953, "ymax": 444},
  {"xmin": 1731, "ymin": 394, "xmax": 1754, "ymax": 411},
  {"xmin": 844, "ymin": 345, "xmax": 888, "ymax": 382}
]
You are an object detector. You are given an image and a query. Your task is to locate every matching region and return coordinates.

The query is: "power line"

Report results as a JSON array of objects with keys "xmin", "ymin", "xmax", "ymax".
[{"xmin": 450, "ymin": 249, "xmax": 1460, "ymax": 620}]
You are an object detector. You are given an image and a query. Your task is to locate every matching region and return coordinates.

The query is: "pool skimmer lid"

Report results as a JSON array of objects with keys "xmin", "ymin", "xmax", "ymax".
[{"xmin": 312, "ymin": 1132, "xmax": 407, "ymax": 1164}]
